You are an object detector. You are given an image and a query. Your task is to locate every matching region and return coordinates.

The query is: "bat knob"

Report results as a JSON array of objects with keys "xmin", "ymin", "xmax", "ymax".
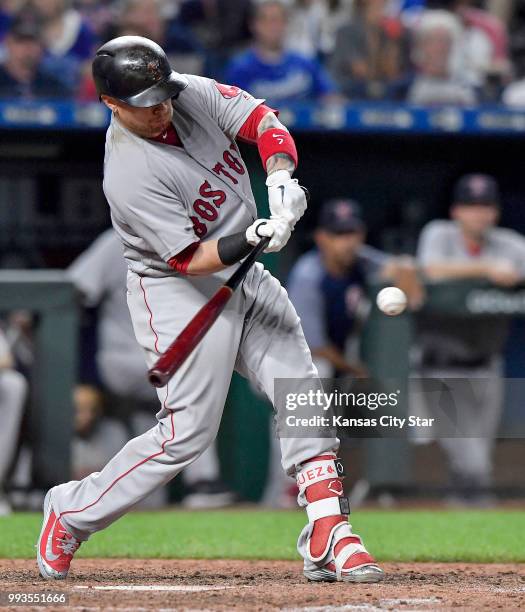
[{"xmin": 148, "ymin": 369, "xmax": 168, "ymax": 388}]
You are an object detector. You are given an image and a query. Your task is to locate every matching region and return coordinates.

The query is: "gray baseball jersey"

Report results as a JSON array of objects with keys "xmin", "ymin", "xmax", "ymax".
[
  {"xmin": 103, "ymin": 76, "xmax": 261, "ymax": 278},
  {"xmin": 418, "ymin": 220, "xmax": 525, "ymax": 275},
  {"xmin": 51, "ymin": 77, "xmax": 337, "ymax": 540},
  {"xmin": 417, "ymin": 219, "xmax": 525, "ymax": 363}
]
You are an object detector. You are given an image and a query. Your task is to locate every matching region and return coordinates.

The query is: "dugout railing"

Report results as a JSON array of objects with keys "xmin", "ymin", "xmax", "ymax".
[{"xmin": 0, "ymin": 271, "xmax": 78, "ymax": 487}]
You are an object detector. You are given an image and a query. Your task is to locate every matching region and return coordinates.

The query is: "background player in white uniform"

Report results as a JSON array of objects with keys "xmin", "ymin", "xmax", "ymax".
[
  {"xmin": 0, "ymin": 328, "xmax": 27, "ymax": 515},
  {"xmin": 37, "ymin": 36, "xmax": 383, "ymax": 584}
]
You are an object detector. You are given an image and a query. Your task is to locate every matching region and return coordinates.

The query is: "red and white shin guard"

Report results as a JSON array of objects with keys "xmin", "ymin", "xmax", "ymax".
[{"xmin": 296, "ymin": 454, "xmax": 383, "ymax": 583}]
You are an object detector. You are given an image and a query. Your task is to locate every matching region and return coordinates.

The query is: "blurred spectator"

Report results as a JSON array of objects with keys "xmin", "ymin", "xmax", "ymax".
[
  {"xmin": 0, "ymin": 13, "xmax": 70, "ymax": 98},
  {"xmin": 288, "ymin": 198, "xmax": 423, "ymax": 379},
  {"xmin": 78, "ymin": 0, "xmax": 205, "ymax": 100},
  {"xmin": 486, "ymin": 0, "xmax": 513, "ymax": 27},
  {"xmin": 456, "ymin": 0, "xmax": 509, "ymax": 69},
  {"xmin": 416, "ymin": 173, "xmax": 525, "ymax": 502},
  {"xmin": 27, "ymin": 0, "xmax": 97, "ymax": 91},
  {"xmin": 407, "ymin": 10, "xmax": 477, "ymax": 106},
  {"xmin": 175, "ymin": 0, "xmax": 251, "ymax": 76},
  {"xmin": 102, "ymin": 0, "xmax": 176, "ymax": 50},
  {"xmin": 118, "ymin": 0, "xmax": 204, "ymax": 73},
  {"xmin": 72, "ymin": 384, "xmax": 128, "ymax": 481},
  {"xmin": 503, "ymin": 79, "xmax": 525, "ymax": 108},
  {"xmin": 68, "ymin": 229, "xmax": 236, "ymax": 509},
  {"xmin": 286, "ymin": 0, "xmax": 353, "ymax": 59},
  {"xmin": 428, "ymin": 0, "xmax": 510, "ymax": 92},
  {"xmin": 75, "ymin": 0, "xmax": 116, "ymax": 37},
  {"xmin": 472, "ymin": 5, "xmax": 507, "ymax": 51},
  {"xmin": 0, "ymin": 0, "xmax": 26, "ymax": 43},
  {"xmin": 32, "ymin": 0, "xmax": 96, "ymax": 61},
  {"xmin": 329, "ymin": 0, "xmax": 410, "ymax": 100},
  {"xmin": 225, "ymin": 0, "xmax": 337, "ymax": 106},
  {"xmin": 387, "ymin": 0, "xmax": 426, "ymax": 26},
  {"xmin": 285, "ymin": 0, "xmax": 328, "ymax": 58},
  {"xmin": 502, "ymin": 29, "xmax": 525, "ymax": 107},
  {"xmin": 176, "ymin": 0, "xmax": 250, "ymax": 49},
  {"xmin": 0, "ymin": 327, "xmax": 27, "ymax": 515}
]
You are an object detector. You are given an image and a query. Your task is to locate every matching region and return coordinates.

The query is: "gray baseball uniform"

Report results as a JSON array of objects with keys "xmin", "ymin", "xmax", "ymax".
[
  {"xmin": 415, "ymin": 219, "xmax": 525, "ymax": 486},
  {"xmin": 52, "ymin": 76, "xmax": 336, "ymax": 540},
  {"xmin": 68, "ymin": 228, "xmax": 226, "ymax": 485}
]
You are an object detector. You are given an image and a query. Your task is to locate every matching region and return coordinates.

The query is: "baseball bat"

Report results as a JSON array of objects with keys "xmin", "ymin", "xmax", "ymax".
[{"xmin": 148, "ymin": 236, "xmax": 270, "ymax": 388}]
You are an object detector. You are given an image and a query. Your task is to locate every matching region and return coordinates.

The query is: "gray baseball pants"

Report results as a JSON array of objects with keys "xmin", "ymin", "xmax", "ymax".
[{"xmin": 52, "ymin": 263, "xmax": 338, "ymax": 539}]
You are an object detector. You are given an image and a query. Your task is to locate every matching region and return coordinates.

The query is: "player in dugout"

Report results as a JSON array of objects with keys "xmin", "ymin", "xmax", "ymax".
[
  {"xmin": 37, "ymin": 36, "xmax": 384, "ymax": 584},
  {"xmin": 415, "ymin": 173, "xmax": 525, "ymax": 502},
  {"xmin": 288, "ymin": 198, "xmax": 424, "ymax": 379}
]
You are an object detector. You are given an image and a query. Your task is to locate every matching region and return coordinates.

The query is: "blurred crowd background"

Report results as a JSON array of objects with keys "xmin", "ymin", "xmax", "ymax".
[
  {"xmin": 0, "ymin": 0, "xmax": 525, "ymax": 517},
  {"xmin": 1, "ymin": 0, "xmax": 525, "ymax": 107}
]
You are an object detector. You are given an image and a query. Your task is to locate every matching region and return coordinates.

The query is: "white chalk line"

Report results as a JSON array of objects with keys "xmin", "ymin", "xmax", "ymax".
[
  {"xmin": 381, "ymin": 598, "xmax": 442, "ymax": 606},
  {"xmin": 74, "ymin": 584, "xmax": 236, "ymax": 592}
]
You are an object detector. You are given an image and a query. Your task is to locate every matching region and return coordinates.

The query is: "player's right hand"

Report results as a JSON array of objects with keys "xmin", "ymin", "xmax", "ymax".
[
  {"xmin": 246, "ymin": 217, "xmax": 291, "ymax": 253},
  {"xmin": 266, "ymin": 170, "xmax": 308, "ymax": 230},
  {"xmin": 487, "ymin": 261, "xmax": 521, "ymax": 287}
]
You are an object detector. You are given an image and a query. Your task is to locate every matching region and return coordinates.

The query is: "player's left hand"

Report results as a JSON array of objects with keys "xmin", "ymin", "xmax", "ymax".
[
  {"xmin": 246, "ymin": 217, "xmax": 291, "ymax": 253},
  {"xmin": 266, "ymin": 170, "xmax": 308, "ymax": 229}
]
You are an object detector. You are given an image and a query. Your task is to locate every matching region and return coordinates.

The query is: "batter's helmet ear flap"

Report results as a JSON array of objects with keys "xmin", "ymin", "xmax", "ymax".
[
  {"xmin": 93, "ymin": 52, "xmax": 114, "ymax": 102},
  {"xmin": 92, "ymin": 36, "xmax": 188, "ymax": 108}
]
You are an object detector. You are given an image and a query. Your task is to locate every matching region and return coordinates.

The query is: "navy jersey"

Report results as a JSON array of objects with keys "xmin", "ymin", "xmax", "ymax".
[
  {"xmin": 320, "ymin": 265, "xmax": 367, "ymax": 351},
  {"xmin": 287, "ymin": 246, "xmax": 388, "ymax": 351}
]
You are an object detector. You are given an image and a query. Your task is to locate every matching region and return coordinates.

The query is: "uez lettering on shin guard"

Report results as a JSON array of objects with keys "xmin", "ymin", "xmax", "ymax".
[{"xmin": 296, "ymin": 455, "xmax": 345, "ymax": 498}]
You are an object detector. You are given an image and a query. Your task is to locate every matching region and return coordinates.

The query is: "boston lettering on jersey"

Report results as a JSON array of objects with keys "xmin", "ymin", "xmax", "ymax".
[
  {"xmin": 190, "ymin": 144, "xmax": 246, "ymax": 238},
  {"xmin": 152, "ymin": 124, "xmax": 247, "ymax": 241}
]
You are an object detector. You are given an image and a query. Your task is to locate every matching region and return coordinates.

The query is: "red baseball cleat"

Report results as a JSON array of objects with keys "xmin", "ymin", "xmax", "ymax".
[{"xmin": 37, "ymin": 489, "xmax": 80, "ymax": 580}]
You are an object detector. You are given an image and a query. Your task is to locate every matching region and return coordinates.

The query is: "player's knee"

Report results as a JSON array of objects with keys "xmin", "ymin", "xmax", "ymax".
[{"xmin": 162, "ymin": 425, "xmax": 218, "ymax": 463}]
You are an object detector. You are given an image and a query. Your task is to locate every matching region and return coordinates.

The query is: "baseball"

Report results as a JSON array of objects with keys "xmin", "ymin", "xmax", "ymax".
[{"xmin": 376, "ymin": 287, "xmax": 407, "ymax": 316}]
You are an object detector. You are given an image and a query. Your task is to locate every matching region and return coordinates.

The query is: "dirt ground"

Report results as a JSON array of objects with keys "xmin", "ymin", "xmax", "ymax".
[{"xmin": 0, "ymin": 559, "xmax": 524, "ymax": 611}]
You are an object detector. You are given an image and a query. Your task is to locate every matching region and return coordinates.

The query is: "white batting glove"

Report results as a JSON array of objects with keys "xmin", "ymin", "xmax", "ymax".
[
  {"xmin": 246, "ymin": 218, "xmax": 292, "ymax": 253},
  {"xmin": 266, "ymin": 170, "xmax": 308, "ymax": 230}
]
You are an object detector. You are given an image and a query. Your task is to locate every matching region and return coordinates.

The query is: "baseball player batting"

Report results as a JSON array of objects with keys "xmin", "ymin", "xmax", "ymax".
[{"xmin": 36, "ymin": 36, "xmax": 383, "ymax": 584}]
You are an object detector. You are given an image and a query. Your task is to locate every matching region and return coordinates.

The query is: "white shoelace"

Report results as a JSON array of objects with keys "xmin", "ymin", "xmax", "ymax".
[{"xmin": 56, "ymin": 528, "xmax": 79, "ymax": 556}]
